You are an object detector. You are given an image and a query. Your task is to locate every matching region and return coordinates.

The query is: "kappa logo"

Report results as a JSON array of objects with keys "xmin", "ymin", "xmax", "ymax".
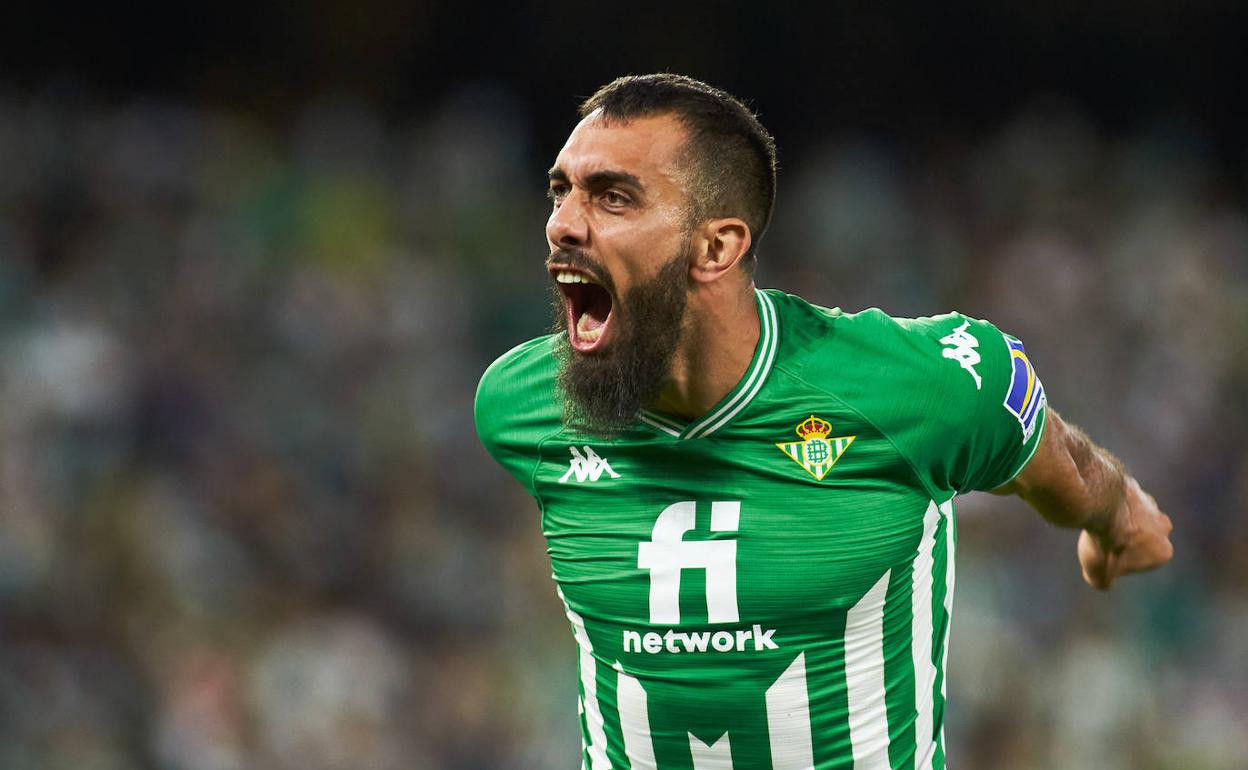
[
  {"xmin": 776, "ymin": 415, "xmax": 855, "ymax": 480},
  {"xmin": 558, "ymin": 445, "xmax": 620, "ymax": 484},
  {"xmin": 940, "ymin": 320, "xmax": 983, "ymax": 389}
]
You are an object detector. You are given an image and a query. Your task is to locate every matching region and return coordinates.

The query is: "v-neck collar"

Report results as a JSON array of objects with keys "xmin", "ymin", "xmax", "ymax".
[{"xmin": 638, "ymin": 288, "xmax": 780, "ymax": 440}]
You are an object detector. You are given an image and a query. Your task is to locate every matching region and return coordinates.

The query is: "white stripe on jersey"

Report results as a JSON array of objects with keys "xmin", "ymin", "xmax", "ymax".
[
  {"xmin": 688, "ymin": 732, "xmax": 734, "ymax": 769},
  {"xmin": 846, "ymin": 569, "xmax": 892, "ymax": 769},
  {"xmin": 639, "ymin": 413, "xmax": 682, "ymax": 437},
  {"xmin": 765, "ymin": 651, "xmax": 816, "ymax": 770},
  {"xmin": 614, "ymin": 662, "xmax": 657, "ymax": 769},
  {"xmin": 912, "ymin": 501, "xmax": 941, "ymax": 768},
  {"xmin": 560, "ymin": 587, "xmax": 612, "ymax": 769},
  {"xmin": 938, "ymin": 499, "xmax": 956, "ymax": 758}
]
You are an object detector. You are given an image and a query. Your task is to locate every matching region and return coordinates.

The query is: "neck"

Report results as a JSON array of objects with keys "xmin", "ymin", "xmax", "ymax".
[{"xmin": 650, "ymin": 281, "xmax": 760, "ymax": 419}]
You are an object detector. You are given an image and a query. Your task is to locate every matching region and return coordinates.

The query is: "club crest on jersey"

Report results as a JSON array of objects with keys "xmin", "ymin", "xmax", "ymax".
[
  {"xmin": 1003, "ymin": 336, "xmax": 1046, "ymax": 442},
  {"xmin": 775, "ymin": 416, "xmax": 855, "ymax": 481}
]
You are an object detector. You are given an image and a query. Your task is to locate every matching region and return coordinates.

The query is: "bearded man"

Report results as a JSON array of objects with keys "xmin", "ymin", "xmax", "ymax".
[{"xmin": 474, "ymin": 74, "xmax": 1173, "ymax": 770}]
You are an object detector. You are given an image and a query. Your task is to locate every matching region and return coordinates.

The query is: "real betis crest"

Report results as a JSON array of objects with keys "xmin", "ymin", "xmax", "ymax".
[{"xmin": 776, "ymin": 415, "xmax": 856, "ymax": 481}]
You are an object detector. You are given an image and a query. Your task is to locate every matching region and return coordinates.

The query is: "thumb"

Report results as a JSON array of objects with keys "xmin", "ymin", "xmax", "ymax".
[{"xmin": 1079, "ymin": 530, "xmax": 1113, "ymax": 590}]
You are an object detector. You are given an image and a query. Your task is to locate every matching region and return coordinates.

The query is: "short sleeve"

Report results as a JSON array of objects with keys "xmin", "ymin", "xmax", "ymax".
[
  {"xmin": 912, "ymin": 313, "xmax": 1048, "ymax": 493},
  {"xmin": 473, "ymin": 336, "xmax": 561, "ymax": 496}
]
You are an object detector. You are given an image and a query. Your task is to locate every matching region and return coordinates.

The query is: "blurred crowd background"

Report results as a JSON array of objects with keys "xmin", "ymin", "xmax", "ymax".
[{"xmin": 2, "ymin": 4, "xmax": 1247, "ymax": 769}]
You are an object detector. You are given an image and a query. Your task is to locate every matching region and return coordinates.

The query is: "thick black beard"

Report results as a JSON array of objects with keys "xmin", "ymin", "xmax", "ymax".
[{"xmin": 552, "ymin": 252, "xmax": 689, "ymax": 438}]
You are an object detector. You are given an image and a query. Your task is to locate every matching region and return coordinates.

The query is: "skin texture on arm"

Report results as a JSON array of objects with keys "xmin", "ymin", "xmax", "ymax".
[{"xmin": 993, "ymin": 408, "xmax": 1174, "ymax": 590}]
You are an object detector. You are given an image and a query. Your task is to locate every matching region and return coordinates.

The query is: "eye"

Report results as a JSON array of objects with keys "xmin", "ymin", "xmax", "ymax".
[
  {"xmin": 601, "ymin": 189, "xmax": 631, "ymax": 208},
  {"xmin": 548, "ymin": 183, "xmax": 570, "ymax": 205}
]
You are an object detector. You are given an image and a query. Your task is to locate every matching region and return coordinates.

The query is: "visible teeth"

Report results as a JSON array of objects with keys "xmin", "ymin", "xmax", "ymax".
[
  {"xmin": 577, "ymin": 314, "xmax": 603, "ymax": 341},
  {"xmin": 555, "ymin": 270, "xmax": 592, "ymax": 284}
]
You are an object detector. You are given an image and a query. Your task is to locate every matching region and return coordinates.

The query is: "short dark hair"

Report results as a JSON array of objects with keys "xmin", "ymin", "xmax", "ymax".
[{"xmin": 579, "ymin": 74, "xmax": 778, "ymax": 270}]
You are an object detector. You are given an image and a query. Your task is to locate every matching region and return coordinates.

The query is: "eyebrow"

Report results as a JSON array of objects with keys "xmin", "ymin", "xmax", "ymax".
[{"xmin": 547, "ymin": 167, "xmax": 645, "ymax": 193}]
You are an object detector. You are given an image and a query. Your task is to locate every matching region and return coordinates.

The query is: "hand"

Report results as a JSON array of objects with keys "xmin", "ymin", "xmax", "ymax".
[{"xmin": 1078, "ymin": 476, "xmax": 1174, "ymax": 590}]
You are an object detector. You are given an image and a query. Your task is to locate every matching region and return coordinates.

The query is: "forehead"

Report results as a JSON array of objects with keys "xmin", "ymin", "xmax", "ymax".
[{"xmin": 554, "ymin": 111, "xmax": 688, "ymax": 187}]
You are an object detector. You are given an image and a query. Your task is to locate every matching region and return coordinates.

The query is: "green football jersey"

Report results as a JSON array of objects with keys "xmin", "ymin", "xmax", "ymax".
[{"xmin": 475, "ymin": 289, "xmax": 1047, "ymax": 770}]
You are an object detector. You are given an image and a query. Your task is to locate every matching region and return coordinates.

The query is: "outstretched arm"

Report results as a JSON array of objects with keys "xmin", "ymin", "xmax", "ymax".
[{"xmin": 993, "ymin": 408, "xmax": 1174, "ymax": 590}]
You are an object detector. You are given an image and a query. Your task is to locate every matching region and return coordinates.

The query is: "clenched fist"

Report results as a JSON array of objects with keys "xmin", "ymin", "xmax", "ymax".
[{"xmin": 1078, "ymin": 476, "xmax": 1174, "ymax": 590}]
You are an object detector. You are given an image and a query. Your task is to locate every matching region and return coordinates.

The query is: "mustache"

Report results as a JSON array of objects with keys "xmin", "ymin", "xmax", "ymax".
[{"xmin": 547, "ymin": 248, "xmax": 615, "ymax": 293}]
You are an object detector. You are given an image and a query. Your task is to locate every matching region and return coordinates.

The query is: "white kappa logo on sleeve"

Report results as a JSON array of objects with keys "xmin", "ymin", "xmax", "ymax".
[{"xmin": 939, "ymin": 320, "xmax": 983, "ymax": 389}]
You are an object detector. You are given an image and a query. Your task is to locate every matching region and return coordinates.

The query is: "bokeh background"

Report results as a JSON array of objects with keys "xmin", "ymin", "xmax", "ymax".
[{"xmin": 2, "ymin": 3, "xmax": 1247, "ymax": 768}]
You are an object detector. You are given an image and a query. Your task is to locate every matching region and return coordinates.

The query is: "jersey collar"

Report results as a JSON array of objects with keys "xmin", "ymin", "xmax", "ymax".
[{"xmin": 638, "ymin": 288, "xmax": 780, "ymax": 440}]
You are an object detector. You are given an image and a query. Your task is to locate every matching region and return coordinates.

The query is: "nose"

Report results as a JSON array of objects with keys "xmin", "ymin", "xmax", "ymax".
[{"xmin": 546, "ymin": 195, "xmax": 588, "ymax": 249}]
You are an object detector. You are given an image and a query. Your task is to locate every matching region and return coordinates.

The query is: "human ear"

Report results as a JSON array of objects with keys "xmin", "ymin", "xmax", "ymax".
[{"xmin": 690, "ymin": 218, "xmax": 751, "ymax": 284}]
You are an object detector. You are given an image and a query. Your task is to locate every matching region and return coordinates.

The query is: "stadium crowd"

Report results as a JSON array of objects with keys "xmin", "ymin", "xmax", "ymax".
[{"xmin": 0, "ymin": 83, "xmax": 1245, "ymax": 769}]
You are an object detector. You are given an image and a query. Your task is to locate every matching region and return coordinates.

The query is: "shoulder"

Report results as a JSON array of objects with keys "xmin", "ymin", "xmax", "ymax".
[
  {"xmin": 791, "ymin": 301, "xmax": 1045, "ymax": 492},
  {"xmin": 766, "ymin": 290, "xmax": 975, "ymax": 382},
  {"xmin": 779, "ymin": 297, "xmax": 1012, "ymax": 397},
  {"xmin": 778, "ymin": 299, "xmax": 1014, "ymax": 419},
  {"xmin": 474, "ymin": 334, "xmax": 563, "ymax": 453},
  {"xmin": 477, "ymin": 333, "xmax": 560, "ymax": 396}
]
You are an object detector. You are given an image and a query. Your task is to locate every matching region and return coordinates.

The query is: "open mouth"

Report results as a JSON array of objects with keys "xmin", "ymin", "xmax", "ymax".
[{"xmin": 552, "ymin": 267, "xmax": 614, "ymax": 353}]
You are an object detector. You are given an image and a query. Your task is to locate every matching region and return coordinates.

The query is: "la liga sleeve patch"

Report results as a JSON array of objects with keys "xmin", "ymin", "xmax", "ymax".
[{"xmin": 1002, "ymin": 335, "xmax": 1046, "ymax": 442}]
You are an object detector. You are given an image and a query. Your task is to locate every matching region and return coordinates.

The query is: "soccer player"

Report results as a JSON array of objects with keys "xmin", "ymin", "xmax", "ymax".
[{"xmin": 475, "ymin": 74, "xmax": 1173, "ymax": 769}]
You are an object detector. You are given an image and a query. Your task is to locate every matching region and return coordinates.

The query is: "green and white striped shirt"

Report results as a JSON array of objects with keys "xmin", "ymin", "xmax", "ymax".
[{"xmin": 476, "ymin": 289, "xmax": 1047, "ymax": 769}]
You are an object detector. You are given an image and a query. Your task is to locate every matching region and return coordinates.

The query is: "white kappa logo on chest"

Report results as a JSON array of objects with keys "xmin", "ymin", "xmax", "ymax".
[{"xmin": 558, "ymin": 445, "xmax": 621, "ymax": 484}]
